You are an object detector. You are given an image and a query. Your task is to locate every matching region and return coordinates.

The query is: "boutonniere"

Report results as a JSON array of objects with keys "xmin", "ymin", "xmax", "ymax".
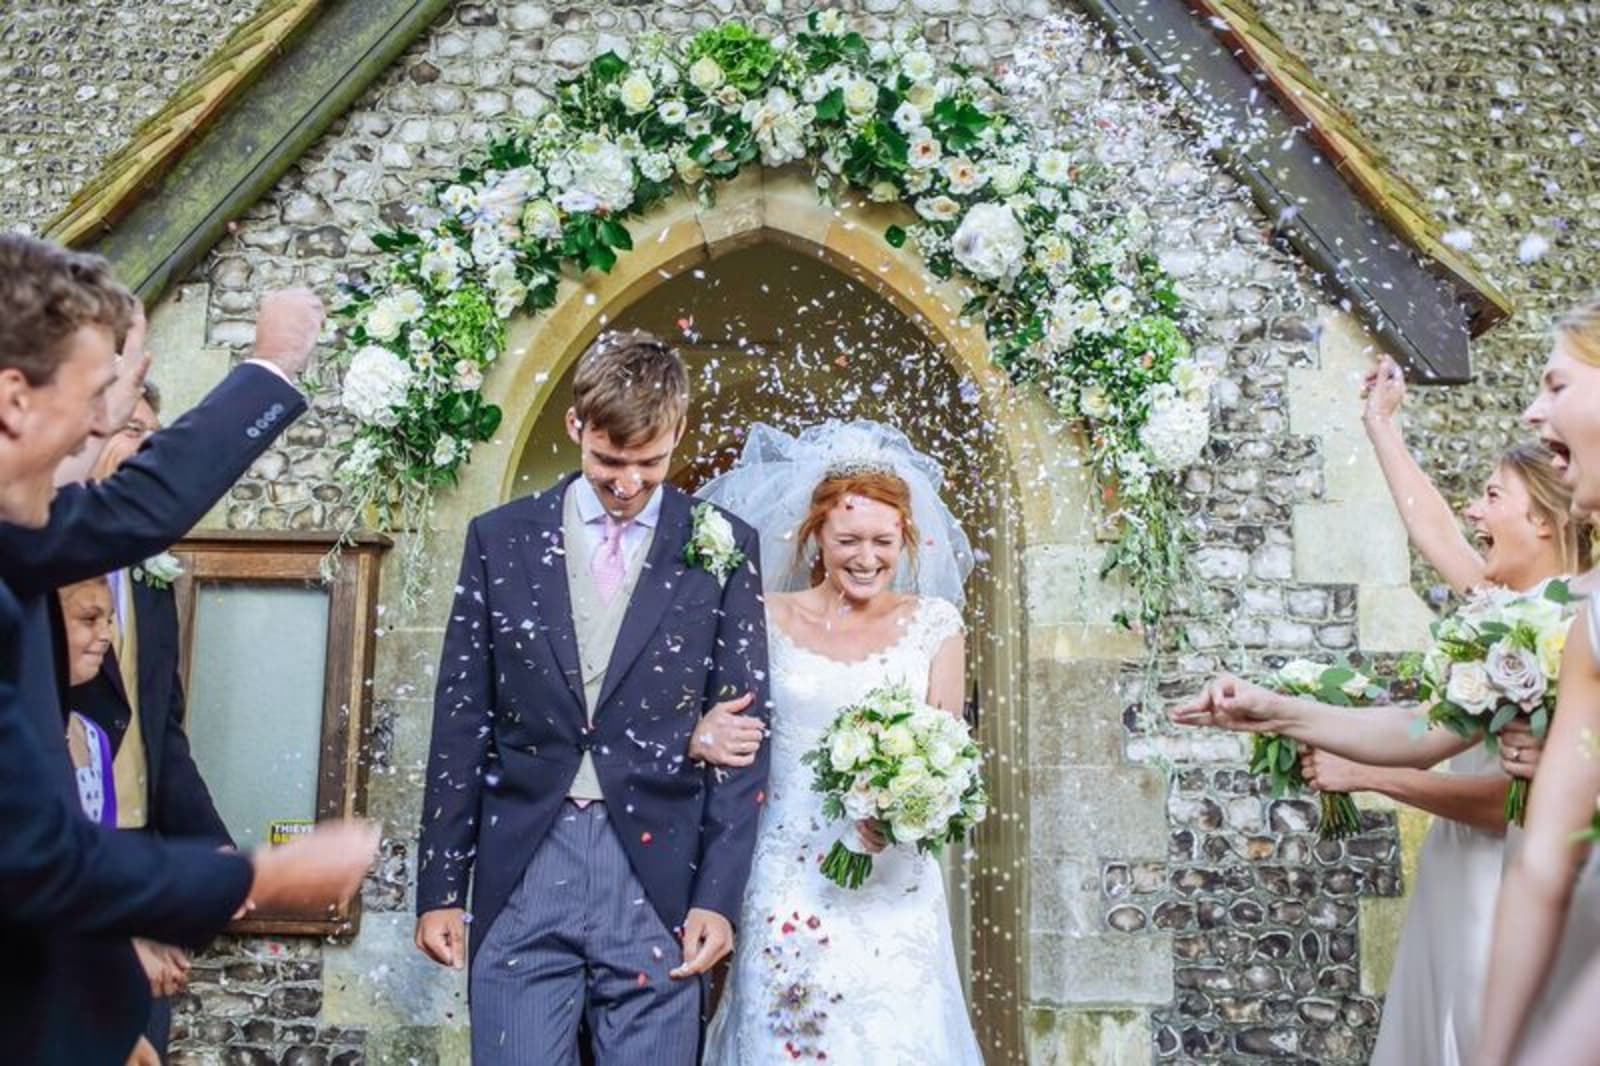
[
  {"xmin": 132, "ymin": 552, "xmax": 184, "ymax": 589},
  {"xmin": 684, "ymin": 502, "xmax": 745, "ymax": 586}
]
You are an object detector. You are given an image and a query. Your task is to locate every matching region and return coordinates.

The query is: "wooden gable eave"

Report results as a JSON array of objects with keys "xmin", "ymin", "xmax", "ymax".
[
  {"xmin": 41, "ymin": 0, "xmax": 454, "ymax": 303},
  {"xmin": 1078, "ymin": 0, "xmax": 1512, "ymax": 384}
]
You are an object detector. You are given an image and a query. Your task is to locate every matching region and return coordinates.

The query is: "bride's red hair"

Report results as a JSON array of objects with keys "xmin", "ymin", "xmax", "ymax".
[{"xmin": 795, "ymin": 471, "xmax": 921, "ymax": 587}]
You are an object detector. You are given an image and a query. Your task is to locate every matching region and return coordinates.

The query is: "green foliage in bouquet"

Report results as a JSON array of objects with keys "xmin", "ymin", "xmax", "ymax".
[
  {"xmin": 1254, "ymin": 659, "xmax": 1388, "ymax": 841},
  {"xmin": 801, "ymin": 683, "xmax": 988, "ymax": 889}
]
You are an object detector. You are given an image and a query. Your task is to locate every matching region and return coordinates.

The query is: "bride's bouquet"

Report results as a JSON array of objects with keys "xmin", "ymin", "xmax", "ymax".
[
  {"xmin": 802, "ymin": 683, "xmax": 988, "ymax": 889},
  {"xmin": 1412, "ymin": 580, "xmax": 1575, "ymax": 824},
  {"xmin": 1253, "ymin": 659, "xmax": 1387, "ymax": 840}
]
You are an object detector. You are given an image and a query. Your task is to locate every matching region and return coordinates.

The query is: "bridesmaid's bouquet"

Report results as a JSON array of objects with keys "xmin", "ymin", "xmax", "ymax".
[
  {"xmin": 802, "ymin": 683, "xmax": 988, "ymax": 889},
  {"xmin": 1253, "ymin": 659, "xmax": 1387, "ymax": 840},
  {"xmin": 1413, "ymin": 580, "xmax": 1575, "ymax": 824}
]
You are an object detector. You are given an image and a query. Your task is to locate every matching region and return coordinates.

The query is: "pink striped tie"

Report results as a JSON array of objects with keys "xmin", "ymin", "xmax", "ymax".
[{"xmin": 592, "ymin": 515, "xmax": 629, "ymax": 604}]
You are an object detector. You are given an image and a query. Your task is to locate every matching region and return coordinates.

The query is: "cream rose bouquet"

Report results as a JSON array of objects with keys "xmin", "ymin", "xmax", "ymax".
[
  {"xmin": 1253, "ymin": 659, "xmax": 1387, "ymax": 840},
  {"xmin": 801, "ymin": 683, "xmax": 987, "ymax": 889},
  {"xmin": 1413, "ymin": 581, "xmax": 1574, "ymax": 824}
]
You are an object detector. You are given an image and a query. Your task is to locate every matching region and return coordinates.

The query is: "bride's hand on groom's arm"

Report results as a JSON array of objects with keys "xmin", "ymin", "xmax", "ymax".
[
  {"xmin": 1168, "ymin": 675, "xmax": 1285, "ymax": 734},
  {"xmin": 415, "ymin": 908, "xmax": 468, "ymax": 970},
  {"xmin": 670, "ymin": 908, "xmax": 733, "ymax": 979},
  {"xmin": 689, "ymin": 692, "xmax": 763, "ymax": 767}
]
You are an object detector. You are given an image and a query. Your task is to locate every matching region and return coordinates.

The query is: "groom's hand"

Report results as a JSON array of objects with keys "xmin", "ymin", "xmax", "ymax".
[
  {"xmin": 670, "ymin": 907, "xmax": 732, "ymax": 979},
  {"xmin": 689, "ymin": 692, "xmax": 762, "ymax": 767},
  {"xmin": 416, "ymin": 907, "xmax": 468, "ymax": 970}
]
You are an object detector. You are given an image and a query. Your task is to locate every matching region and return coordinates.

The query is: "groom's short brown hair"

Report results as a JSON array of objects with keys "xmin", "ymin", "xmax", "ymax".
[{"xmin": 571, "ymin": 329, "xmax": 690, "ymax": 446}]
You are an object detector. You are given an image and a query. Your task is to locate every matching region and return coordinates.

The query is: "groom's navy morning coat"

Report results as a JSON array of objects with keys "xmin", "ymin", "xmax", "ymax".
[
  {"xmin": 0, "ymin": 363, "xmax": 302, "ymax": 1064},
  {"xmin": 417, "ymin": 475, "xmax": 772, "ymax": 955}
]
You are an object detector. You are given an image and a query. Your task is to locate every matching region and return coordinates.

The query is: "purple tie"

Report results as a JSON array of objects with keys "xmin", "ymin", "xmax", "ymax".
[{"xmin": 593, "ymin": 515, "xmax": 629, "ymax": 604}]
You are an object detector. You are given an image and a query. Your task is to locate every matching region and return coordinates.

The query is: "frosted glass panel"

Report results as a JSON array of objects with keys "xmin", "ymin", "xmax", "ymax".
[{"xmin": 186, "ymin": 582, "xmax": 330, "ymax": 850}]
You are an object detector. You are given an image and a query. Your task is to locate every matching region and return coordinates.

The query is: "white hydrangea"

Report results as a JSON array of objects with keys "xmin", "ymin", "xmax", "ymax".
[
  {"xmin": 342, "ymin": 346, "xmax": 414, "ymax": 427},
  {"xmin": 554, "ymin": 135, "xmax": 637, "ymax": 214},
  {"xmin": 638, "ymin": 151, "xmax": 673, "ymax": 182},
  {"xmin": 951, "ymin": 202, "xmax": 1027, "ymax": 281},
  {"xmin": 1139, "ymin": 386, "xmax": 1210, "ymax": 471}
]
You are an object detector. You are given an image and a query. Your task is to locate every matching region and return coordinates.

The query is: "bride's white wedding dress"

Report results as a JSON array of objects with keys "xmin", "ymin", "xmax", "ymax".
[{"xmin": 702, "ymin": 596, "xmax": 985, "ymax": 1066}]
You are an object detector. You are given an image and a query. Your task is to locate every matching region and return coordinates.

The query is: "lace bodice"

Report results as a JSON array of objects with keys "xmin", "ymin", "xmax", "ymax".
[{"xmin": 703, "ymin": 596, "xmax": 983, "ymax": 1066}]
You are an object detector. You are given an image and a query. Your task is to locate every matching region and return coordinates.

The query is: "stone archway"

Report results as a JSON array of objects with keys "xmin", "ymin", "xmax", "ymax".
[{"xmin": 402, "ymin": 166, "xmax": 1156, "ymax": 1061}]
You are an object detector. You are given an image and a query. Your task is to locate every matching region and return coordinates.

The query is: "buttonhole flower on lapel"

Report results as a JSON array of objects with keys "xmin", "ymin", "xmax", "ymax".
[
  {"xmin": 132, "ymin": 552, "xmax": 184, "ymax": 589},
  {"xmin": 684, "ymin": 503, "xmax": 745, "ymax": 586}
]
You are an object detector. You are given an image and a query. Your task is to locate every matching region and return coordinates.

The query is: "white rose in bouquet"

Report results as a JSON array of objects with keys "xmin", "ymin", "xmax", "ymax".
[
  {"xmin": 343, "ymin": 346, "xmax": 414, "ymax": 427},
  {"xmin": 830, "ymin": 725, "xmax": 873, "ymax": 772},
  {"xmin": 951, "ymin": 202, "xmax": 1027, "ymax": 281},
  {"xmin": 1444, "ymin": 661, "xmax": 1497, "ymax": 716},
  {"xmin": 842, "ymin": 777, "xmax": 882, "ymax": 820},
  {"xmin": 1486, "ymin": 642, "xmax": 1548, "ymax": 708},
  {"xmin": 881, "ymin": 723, "xmax": 917, "ymax": 758}
]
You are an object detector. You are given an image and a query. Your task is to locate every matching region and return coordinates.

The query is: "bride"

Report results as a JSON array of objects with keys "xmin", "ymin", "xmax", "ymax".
[{"xmin": 692, "ymin": 421, "xmax": 985, "ymax": 1065}]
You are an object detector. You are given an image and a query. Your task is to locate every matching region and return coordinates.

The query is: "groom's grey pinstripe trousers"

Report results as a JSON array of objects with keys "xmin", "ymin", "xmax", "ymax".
[{"xmin": 469, "ymin": 802, "xmax": 703, "ymax": 1066}]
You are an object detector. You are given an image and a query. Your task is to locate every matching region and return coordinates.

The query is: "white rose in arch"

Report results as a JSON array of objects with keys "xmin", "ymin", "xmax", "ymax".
[
  {"xmin": 431, "ymin": 433, "xmax": 460, "ymax": 468},
  {"xmin": 908, "ymin": 131, "xmax": 943, "ymax": 170},
  {"xmin": 453, "ymin": 358, "xmax": 485, "ymax": 392},
  {"xmin": 951, "ymin": 202, "xmax": 1027, "ymax": 281},
  {"xmin": 618, "ymin": 70, "xmax": 655, "ymax": 114},
  {"xmin": 363, "ymin": 298, "xmax": 405, "ymax": 343},
  {"xmin": 521, "ymin": 200, "xmax": 563, "ymax": 241},
  {"xmin": 942, "ymin": 156, "xmax": 986, "ymax": 195},
  {"xmin": 868, "ymin": 180, "xmax": 899, "ymax": 203},
  {"xmin": 901, "ymin": 50, "xmax": 936, "ymax": 83},
  {"xmin": 906, "ymin": 80, "xmax": 938, "ymax": 111},
  {"xmin": 988, "ymin": 161, "xmax": 1025, "ymax": 197},
  {"xmin": 342, "ymin": 346, "xmax": 414, "ymax": 428},
  {"xmin": 1079, "ymin": 386, "xmax": 1112, "ymax": 421},
  {"xmin": 658, "ymin": 99, "xmax": 688, "ymax": 125},
  {"xmin": 892, "ymin": 101, "xmax": 923, "ymax": 133},
  {"xmin": 1444, "ymin": 661, "xmax": 1497, "ymax": 716},
  {"xmin": 915, "ymin": 195, "xmax": 961, "ymax": 223},
  {"xmin": 688, "ymin": 56, "xmax": 725, "ymax": 93},
  {"xmin": 843, "ymin": 77, "xmax": 878, "ymax": 117}
]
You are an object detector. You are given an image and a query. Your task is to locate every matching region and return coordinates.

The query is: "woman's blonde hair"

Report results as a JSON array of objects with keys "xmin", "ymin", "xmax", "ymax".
[
  {"xmin": 1554, "ymin": 298, "xmax": 1600, "ymax": 368},
  {"xmin": 1498, "ymin": 441, "xmax": 1595, "ymax": 574}
]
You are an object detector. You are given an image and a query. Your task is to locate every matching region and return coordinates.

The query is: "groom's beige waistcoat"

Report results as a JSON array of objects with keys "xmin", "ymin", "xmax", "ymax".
[{"xmin": 562, "ymin": 483, "xmax": 657, "ymax": 801}]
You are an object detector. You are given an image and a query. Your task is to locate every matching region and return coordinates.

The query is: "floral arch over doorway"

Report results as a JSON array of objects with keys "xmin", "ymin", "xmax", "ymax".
[{"xmin": 333, "ymin": 15, "xmax": 1211, "ymax": 624}]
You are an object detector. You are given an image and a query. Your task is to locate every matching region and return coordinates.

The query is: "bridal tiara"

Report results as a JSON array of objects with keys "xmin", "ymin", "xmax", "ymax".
[{"xmin": 822, "ymin": 456, "xmax": 901, "ymax": 480}]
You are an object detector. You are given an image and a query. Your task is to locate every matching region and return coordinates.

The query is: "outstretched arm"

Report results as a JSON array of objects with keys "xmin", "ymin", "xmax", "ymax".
[
  {"xmin": 1363, "ymin": 354, "xmax": 1485, "ymax": 595},
  {"xmin": 1475, "ymin": 612, "xmax": 1600, "ymax": 1066},
  {"xmin": 1301, "ymin": 751, "xmax": 1509, "ymax": 835},
  {"xmin": 1170, "ymin": 674, "xmax": 1475, "ymax": 768},
  {"xmin": 928, "ymin": 631, "xmax": 966, "ymax": 717}
]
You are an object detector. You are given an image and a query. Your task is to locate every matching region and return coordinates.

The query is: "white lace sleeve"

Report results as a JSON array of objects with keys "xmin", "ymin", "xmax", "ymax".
[{"xmin": 914, "ymin": 597, "xmax": 964, "ymax": 656}]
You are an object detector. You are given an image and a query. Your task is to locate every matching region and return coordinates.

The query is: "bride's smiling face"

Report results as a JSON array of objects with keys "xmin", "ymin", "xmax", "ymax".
[{"xmin": 818, "ymin": 495, "xmax": 905, "ymax": 605}]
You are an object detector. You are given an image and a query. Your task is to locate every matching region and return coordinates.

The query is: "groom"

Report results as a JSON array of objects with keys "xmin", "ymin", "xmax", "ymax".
[{"xmin": 415, "ymin": 330, "xmax": 770, "ymax": 1064}]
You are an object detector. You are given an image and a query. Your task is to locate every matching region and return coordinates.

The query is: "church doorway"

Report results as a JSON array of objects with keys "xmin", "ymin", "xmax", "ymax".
[{"xmin": 507, "ymin": 235, "xmax": 1028, "ymax": 1060}]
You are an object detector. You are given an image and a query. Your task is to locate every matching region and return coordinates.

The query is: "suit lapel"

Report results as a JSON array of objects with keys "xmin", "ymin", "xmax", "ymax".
[
  {"xmin": 596, "ymin": 486, "xmax": 691, "ymax": 715},
  {"xmin": 514, "ymin": 476, "xmax": 586, "ymax": 714}
]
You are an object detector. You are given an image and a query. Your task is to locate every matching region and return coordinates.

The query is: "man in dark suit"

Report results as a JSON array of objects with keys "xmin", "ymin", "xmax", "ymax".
[
  {"xmin": 415, "ymin": 331, "xmax": 771, "ymax": 1065},
  {"xmin": 0, "ymin": 233, "xmax": 377, "ymax": 1065}
]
